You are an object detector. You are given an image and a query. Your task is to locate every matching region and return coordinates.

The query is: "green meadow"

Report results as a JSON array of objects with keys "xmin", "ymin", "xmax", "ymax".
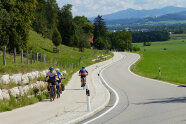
[
  {"xmin": 132, "ymin": 38, "xmax": 186, "ymax": 85},
  {"xmin": 0, "ymin": 31, "xmax": 112, "ymax": 76}
]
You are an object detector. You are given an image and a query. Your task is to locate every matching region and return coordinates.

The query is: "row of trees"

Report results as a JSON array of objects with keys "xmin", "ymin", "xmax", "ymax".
[
  {"xmin": 132, "ymin": 31, "xmax": 170, "ymax": 43},
  {"xmin": 108, "ymin": 24, "xmax": 186, "ymax": 34},
  {"xmin": 93, "ymin": 15, "xmax": 133, "ymax": 51}
]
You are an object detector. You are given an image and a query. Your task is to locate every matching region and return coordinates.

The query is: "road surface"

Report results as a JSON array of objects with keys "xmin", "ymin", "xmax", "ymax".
[{"xmin": 87, "ymin": 52, "xmax": 186, "ymax": 124}]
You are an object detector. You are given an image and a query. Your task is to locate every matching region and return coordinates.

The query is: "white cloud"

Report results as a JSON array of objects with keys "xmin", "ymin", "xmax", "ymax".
[{"xmin": 56, "ymin": 0, "xmax": 186, "ymax": 17}]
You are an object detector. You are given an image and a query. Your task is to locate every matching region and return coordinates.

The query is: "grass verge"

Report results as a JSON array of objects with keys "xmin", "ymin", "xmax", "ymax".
[{"xmin": 132, "ymin": 39, "xmax": 186, "ymax": 85}]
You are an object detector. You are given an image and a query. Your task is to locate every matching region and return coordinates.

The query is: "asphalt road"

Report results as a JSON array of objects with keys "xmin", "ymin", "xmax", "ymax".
[{"xmin": 87, "ymin": 52, "xmax": 186, "ymax": 124}]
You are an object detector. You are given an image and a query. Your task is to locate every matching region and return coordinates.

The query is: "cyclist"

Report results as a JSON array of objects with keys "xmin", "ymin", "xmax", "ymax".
[
  {"xmin": 46, "ymin": 66, "xmax": 57, "ymax": 98},
  {"xmin": 79, "ymin": 66, "xmax": 88, "ymax": 87},
  {"xmin": 55, "ymin": 68, "xmax": 64, "ymax": 94}
]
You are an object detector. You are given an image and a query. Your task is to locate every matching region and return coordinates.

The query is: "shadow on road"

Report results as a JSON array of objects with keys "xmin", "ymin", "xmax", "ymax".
[
  {"xmin": 65, "ymin": 89, "xmax": 82, "ymax": 90},
  {"xmin": 178, "ymin": 85, "xmax": 186, "ymax": 88},
  {"xmin": 40, "ymin": 99, "xmax": 51, "ymax": 102},
  {"xmin": 135, "ymin": 97, "xmax": 186, "ymax": 105}
]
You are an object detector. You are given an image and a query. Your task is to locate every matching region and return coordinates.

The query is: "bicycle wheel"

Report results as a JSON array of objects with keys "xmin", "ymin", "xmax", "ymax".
[
  {"xmin": 50, "ymin": 85, "xmax": 53, "ymax": 102},
  {"xmin": 57, "ymin": 86, "xmax": 60, "ymax": 98}
]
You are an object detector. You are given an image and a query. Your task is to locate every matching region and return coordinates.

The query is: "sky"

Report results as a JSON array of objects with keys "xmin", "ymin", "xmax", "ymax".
[{"xmin": 56, "ymin": 0, "xmax": 186, "ymax": 17}]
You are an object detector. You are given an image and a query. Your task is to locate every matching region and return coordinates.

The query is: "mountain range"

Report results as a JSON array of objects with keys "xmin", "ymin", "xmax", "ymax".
[
  {"xmin": 105, "ymin": 11, "xmax": 186, "ymax": 26},
  {"xmin": 89, "ymin": 6, "xmax": 186, "ymax": 20},
  {"xmin": 89, "ymin": 6, "xmax": 186, "ymax": 26}
]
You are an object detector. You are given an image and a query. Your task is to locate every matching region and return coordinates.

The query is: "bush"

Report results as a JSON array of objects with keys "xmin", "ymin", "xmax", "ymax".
[
  {"xmin": 144, "ymin": 42, "xmax": 151, "ymax": 46},
  {"xmin": 52, "ymin": 29, "xmax": 62, "ymax": 48},
  {"xmin": 132, "ymin": 46, "xmax": 141, "ymax": 51}
]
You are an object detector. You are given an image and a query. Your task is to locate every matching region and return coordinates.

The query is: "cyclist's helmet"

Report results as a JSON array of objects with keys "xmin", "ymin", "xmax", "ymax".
[
  {"xmin": 82, "ymin": 66, "xmax": 85, "ymax": 68},
  {"xmin": 55, "ymin": 68, "xmax": 60, "ymax": 72},
  {"xmin": 49, "ymin": 66, "xmax": 54, "ymax": 70}
]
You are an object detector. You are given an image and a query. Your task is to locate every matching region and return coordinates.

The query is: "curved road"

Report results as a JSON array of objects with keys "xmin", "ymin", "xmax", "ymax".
[{"xmin": 87, "ymin": 52, "xmax": 186, "ymax": 124}]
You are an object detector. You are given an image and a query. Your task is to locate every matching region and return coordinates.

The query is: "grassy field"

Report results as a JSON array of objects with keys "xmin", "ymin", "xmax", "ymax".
[
  {"xmin": 0, "ymin": 30, "xmax": 113, "ymax": 87},
  {"xmin": 0, "ymin": 31, "xmax": 112, "ymax": 76},
  {"xmin": 132, "ymin": 39, "xmax": 186, "ymax": 85}
]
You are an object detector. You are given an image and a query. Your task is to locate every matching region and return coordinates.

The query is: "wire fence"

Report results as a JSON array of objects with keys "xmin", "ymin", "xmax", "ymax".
[{"xmin": 1, "ymin": 46, "xmax": 103, "ymax": 70}]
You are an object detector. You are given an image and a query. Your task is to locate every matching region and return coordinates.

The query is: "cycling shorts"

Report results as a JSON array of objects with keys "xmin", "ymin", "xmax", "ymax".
[
  {"xmin": 47, "ymin": 79, "xmax": 56, "ymax": 85},
  {"xmin": 57, "ymin": 79, "xmax": 61, "ymax": 83},
  {"xmin": 81, "ymin": 75, "xmax": 86, "ymax": 78}
]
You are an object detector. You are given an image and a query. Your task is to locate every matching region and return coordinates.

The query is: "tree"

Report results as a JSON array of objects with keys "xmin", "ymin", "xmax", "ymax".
[
  {"xmin": 73, "ymin": 16, "xmax": 93, "ymax": 51},
  {"xmin": 58, "ymin": 4, "xmax": 74, "ymax": 46},
  {"xmin": 32, "ymin": 0, "xmax": 59, "ymax": 39},
  {"xmin": 52, "ymin": 28, "xmax": 62, "ymax": 48},
  {"xmin": 78, "ymin": 34, "xmax": 90, "ymax": 52},
  {"xmin": 73, "ymin": 16, "xmax": 94, "ymax": 35},
  {"xmin": 93, "ymin": 15, "xmax": 109, "ymax": 50},
  {"xmin": 111, "ymin": 31, "xmax": 132, "ymax": 51},
  {"xmin": 0, "ymin": 0, "xmax": 37, "ymax": 51}
]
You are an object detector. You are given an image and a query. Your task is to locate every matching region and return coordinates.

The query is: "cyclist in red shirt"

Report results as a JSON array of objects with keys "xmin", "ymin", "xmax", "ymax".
[{"xmin": 79, "ymin": 66, "xmax": 88, "ymax": 87}]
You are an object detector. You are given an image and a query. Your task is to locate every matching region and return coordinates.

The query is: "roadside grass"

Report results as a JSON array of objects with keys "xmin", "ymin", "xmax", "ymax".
[
  {"xmin": 0, "ymin": 30, "xmax": 113, "ymax": 75},
  {"xmin": 132, "ymin": 39, "xmax": 186, "ymax": 85},
  {"xmin": 0, "ymin": 93, "xmax": 50, "ymax": 112},
  {"xmin": 0, "ymin": 82, "xmax": 17, "ymax": 89}
]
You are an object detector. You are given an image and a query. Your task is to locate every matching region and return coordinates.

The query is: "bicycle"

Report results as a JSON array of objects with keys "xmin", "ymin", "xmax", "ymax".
[
  {"xmin": 61, "ymin": 83, "xmax": 65, "ymax": 91},
  {"xmin": 56, "ymin": 84, "xmax": 60, "ymax": 98},
  {"xmin": 81, "ymin": 77, "xmax": 86, "ymax": 90},
  {"xmin": 49, "ymin": 83, "xmax": 55, "ymax": 102}
]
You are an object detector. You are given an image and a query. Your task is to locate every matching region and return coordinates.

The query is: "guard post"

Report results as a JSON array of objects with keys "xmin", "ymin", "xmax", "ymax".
[{"xmin": 86, "ymin": 84, "xmax": 91, "ymax": 112}]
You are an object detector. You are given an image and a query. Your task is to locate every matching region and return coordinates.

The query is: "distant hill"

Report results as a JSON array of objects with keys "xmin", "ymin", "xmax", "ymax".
[
  {"xmin": 105, "ymin": 10, "xmax": 186, "ymax": 26},
  {"xmin": 89, "ymin": 6, "xmax": 186, "ymax": 21}
]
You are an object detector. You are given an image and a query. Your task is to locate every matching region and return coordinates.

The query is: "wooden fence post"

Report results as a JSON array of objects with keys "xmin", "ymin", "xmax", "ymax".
[
  {"xmin": 14, "ymin": 48, "xmax": 16, "ymax": 64},
  {"xmin": 3, "ymin": 46, "xmax": 6, "ymax": 65},
  {"xmin": 37, "ymin": 53, "xmax": 38, "ymax": 62},
  {"xmin": 26, "ymin": 50, "xmax": 29, "ymax": 64},
  {"xmin": 21, "ymin": 49, "xmax": 23, "ymax": 64},
  {"xmin": 34, "ymin": 52, "xmax": 35, "ymax": 63},
  {"xmin": 30, "ymin": 50, "xmax": 32, "ymax": 64}
]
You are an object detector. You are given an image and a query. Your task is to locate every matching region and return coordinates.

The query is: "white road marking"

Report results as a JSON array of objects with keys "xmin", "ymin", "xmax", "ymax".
[{"xmin": 83, "ymin": 53, "xmax": 123, "ymax": 124}]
